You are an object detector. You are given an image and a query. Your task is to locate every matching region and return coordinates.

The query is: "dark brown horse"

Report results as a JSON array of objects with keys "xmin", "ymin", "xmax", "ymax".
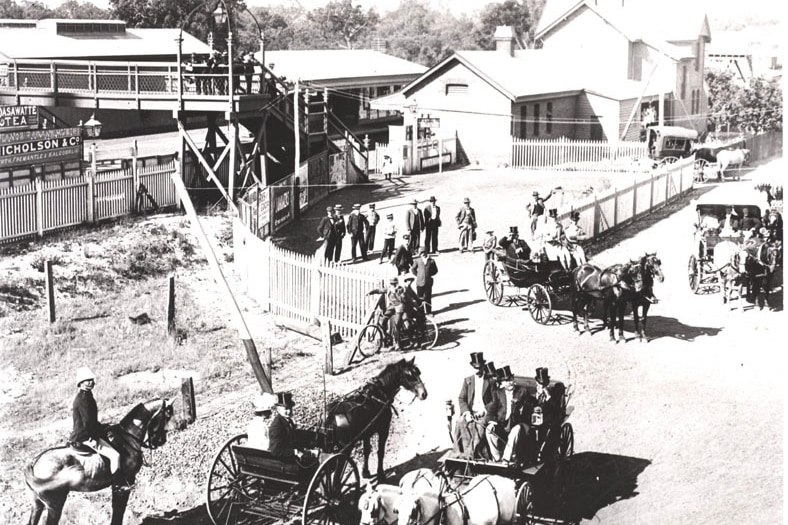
[
  {"xmin": 325, "ymin": 358, "xmax": 428, "ymax": 480},
  {"xmin": 25, "ymin": 398, "xmax": 175, "ymax": 525},
  {"xmin": 742, "ymin": 238, "xmax": 782, "ymax": 308},
  {"xmin": 627, "ymin": 253, "xmax": 665, "ymax": 341},
  {"xmin": 571, "ymin": 260, "xmax": 643, "ymax": 342}
]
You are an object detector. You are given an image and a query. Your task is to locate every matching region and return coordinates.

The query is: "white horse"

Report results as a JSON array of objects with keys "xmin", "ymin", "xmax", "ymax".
[
  {"xmin": 716, "ymin": 148, "xmax": 750, "ymax": 180},
  {"xmin": 397, "ymin": 474, "xmax": 516, "ymax": 525},
  {"xmin": 359, "ymin": 483, "xmax": 401, "ymax": 525},
  {"xmin": 713, "ymin": 240, "xmax": 747, "ymax": 306},
  {"xmin": 399, "ymin": 468, "xmax": 447, "ymax": 493}
]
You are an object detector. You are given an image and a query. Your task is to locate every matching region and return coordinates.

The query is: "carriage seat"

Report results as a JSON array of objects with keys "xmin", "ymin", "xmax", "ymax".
[{"xmin": 231, "ymin": 445, "xmax": 303, "ymax": 482}]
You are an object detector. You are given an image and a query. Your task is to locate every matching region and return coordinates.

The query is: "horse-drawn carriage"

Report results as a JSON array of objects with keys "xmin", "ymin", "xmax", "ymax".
[
  {"xmin": 483, "ymin": 246, "xmax": 574, "ymax": 324},
  {"xmin": 646, "ymin": 124, "xmax": 697, "ymax": 167},
  {"xmin": 688, "ymin": 188, "xmax": 776, "ymax": 303},
  {"xmin": 438, "ymin": 374, "xmax": 575, "ymax": 524}
]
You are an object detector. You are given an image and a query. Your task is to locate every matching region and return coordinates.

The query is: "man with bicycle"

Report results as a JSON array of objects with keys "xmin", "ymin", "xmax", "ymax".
[
  {"xmin": 400, "ymin": 273, "xmax": 427, "ymax": 344},
  {"xmin": 367, "ymin": 276, "xmax": 405, "ymax": 350}
]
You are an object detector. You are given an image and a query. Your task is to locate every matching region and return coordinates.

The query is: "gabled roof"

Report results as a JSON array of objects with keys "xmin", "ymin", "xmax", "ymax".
[
  {"xmin": 0, "ymin": 20, "xmax": 209, "ymax": 60},
  {"xmin": 254, "ymin": 49, "xmax": 426, "ymax": 86}
]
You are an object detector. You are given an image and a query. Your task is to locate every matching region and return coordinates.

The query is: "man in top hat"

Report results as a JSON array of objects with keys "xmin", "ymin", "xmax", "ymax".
[
  {"xmin": 455, "ymin": 197, "xmax": 477, "ymax": 253},
  {"xmin": 268, "ymin": 391, "xmax": 304, "ymax": 459},
  {"xmin": 410, "ymin": 249, "xmax": 438, "ymax": 315},
  {"xmin": 347, "ymin": 203, "xmax": 369, "ymax": 262},
  {"xmin": 533, "ymin": 367, "xmax": 561, "ymax": 427},
  {"xmin": 317, "ymin": 206, "xmax": 339, "ymax": 262},
  {"xmin": 422, "ymin": 196, "xmax": 442, "ymax": 254},
  {"xmin": 380, "ymin": 212, "xmax": 397, "ymax": 263},
  {"xmin": 498, "ymin": 226, "xmax": 531, "ymax": 261},
  {"xmin": 69, "ymin": 367, "xmax": 120, "ymax": 473},
  {"xmin": 247, "ymin": 392, "xmax": 277, "ymax": 449},
  {"xmin": 393, "ymin": 233, "xmax": 414, "ymax": 274},
  {"xmin": 488, "ymin": 366, "xmax": 530, "ymax": 464},
  {"xmin": 365, "ymin": 203, "xmax": 380, "ymax": 253},
  {"xmin": 542, "ymin": 209, "xmax": 572, "ymax": 271},
  {"xmin": 406, "ymin": 199, "xmax": 424, "ymax": 254},
  {"xmin": 564, "ymin": 211, "xmax": 588, "ymax": 265},
  {"xmin": 332, "ymin": 204, "xmax": 347, "ymax": 262},
  {"xmin": 454, "ymin": 353, "xmax": 502, "ymax": 460}
]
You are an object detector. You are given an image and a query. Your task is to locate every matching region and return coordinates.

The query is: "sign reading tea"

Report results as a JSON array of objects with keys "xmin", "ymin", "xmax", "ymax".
[{"xmin": 0, "ymin": 105, "xmax": 38, "ymax": 131}]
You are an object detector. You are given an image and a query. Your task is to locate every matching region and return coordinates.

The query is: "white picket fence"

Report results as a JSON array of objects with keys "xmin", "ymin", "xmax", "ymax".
[
  {"xmin": 234, "ymin": 219, "xmax": 388, "ymax": 339},
  {"xmin": 0, "ymin": 161, "xmax": 178, "ymax": 243},
  {"xmin": 511, "ymin": 137, "xmax": 649, "ymax": 172}
]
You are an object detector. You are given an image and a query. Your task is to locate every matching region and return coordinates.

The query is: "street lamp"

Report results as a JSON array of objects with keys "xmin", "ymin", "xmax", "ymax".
[{"xmin": 80, "ymin": 113, "xmax": 102, "ymax": 177}]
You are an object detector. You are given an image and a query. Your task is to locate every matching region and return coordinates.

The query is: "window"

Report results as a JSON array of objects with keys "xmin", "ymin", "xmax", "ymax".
[
  {"xmin": 445, "ymin": 83, "xmax": 468, "ymax": 96},
  {"xmin": 533, "ymin": 104, "xmax": 540, "ymax": 137},
  {"xmin": 546, "ymin": 102, "xmax": 553, "ymax": 134},
  {"xmin": 695, "ymin": 41, "xmax": 700, "ymax": 71},
  {"xmin": 519, "ymin": 106, "xmax": 527, "ymax": 138},
  {"xmin": 681, "ymin": 65, "xmax": 687, "ymax": 99}
]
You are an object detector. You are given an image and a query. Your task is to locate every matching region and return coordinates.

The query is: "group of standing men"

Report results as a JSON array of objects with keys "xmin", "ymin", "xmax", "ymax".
[
  {"xmin": 317, "ymin": 203, "xmax": 380, "ymax": 263},
  {"xmin": 454, "ymin": 352, "xmax": 563, "ymax": 466}
]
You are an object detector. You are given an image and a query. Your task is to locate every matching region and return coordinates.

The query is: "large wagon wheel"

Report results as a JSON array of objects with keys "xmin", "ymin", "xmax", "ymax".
[
  {"xmin": 206, "ymin": 433, "xmax": 264, "ymax": 525},
  {"xmin": 483, "ymin": 260, "xmax": 504, "ymax": 305},
  {"xmin": 356, "ymin": 324, "xmax": 384, "ymax": 358},
  {"xmin": 302, "ymin": 453, "xmax": 361, "ymax": 525},
  {"xmin": 688, "ymin": 255, "xmax": 700, "ymax": 293},
  {"xmin": 527, "ymin": 284, "xmax": 552, "ymax": 324},
  {"xmin": 693, "ymin": 158, "xmax": 709, "ymax": 183},
  {"xmin": 559, "ymin": 422, "xmax": 574, "ymax": 459},
  {"xmin": 515, "ymin": 481, "xmax": 534, "ymax": 525}
]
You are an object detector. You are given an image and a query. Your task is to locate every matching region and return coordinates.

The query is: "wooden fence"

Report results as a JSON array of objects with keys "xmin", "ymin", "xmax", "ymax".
[
  {"xmin": 0, "ymin": 161, "xmax": 178, "ymax": 243},
  {"xmin": 233, "ymin": 218, "xmax": 387, "ymax": 339},
  {"xmin": 511, "ymin": 137, "xmax": 648, "ymax": 171}
]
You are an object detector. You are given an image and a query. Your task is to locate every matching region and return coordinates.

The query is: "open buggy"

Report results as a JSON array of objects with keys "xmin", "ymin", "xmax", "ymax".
[
  {"xmin": 439, "ymin": 374, "xmax": 575, "ymax": 524},
  {"xmin": 483, "ymin": 240, "xmax": 576, "ymax": 324},
  {"xmin": 205, "ymin": 426, "xmax": 361, "ymax": 525},
  {"xmin": 687, "ymin": 187, "xmax": 771, "ymax": 298}
]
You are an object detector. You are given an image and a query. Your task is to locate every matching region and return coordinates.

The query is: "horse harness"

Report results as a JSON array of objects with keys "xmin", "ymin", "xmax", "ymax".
[{"xmin": 413, "ymin": 475, "xmax": 501, "ymax": 525}]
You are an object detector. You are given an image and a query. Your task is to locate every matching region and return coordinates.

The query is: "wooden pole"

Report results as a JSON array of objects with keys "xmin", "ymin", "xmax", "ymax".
[
  {"xmin": 167, "ymin": 275, "xmax": 176, "ymax": 337},
  {"xmin": 170, "ymin": 172, "xmax": 272, "ymax": 394},
  {"xmin": 45, "ymin": 260, "xmax": 55, "ymax": 323},
  {"xmin": 180, "ymin": 377, "xmax": 196, "ymax": 423}
]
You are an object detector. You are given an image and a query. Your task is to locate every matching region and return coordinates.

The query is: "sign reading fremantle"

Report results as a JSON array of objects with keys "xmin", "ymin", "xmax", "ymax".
[
  {"xmin": 0, "ymin": 127, "xmax": 82, "ymax": 169},
  {"xmin": 0, "ymin": 105, "xmax": 38, "ymax": 131}
]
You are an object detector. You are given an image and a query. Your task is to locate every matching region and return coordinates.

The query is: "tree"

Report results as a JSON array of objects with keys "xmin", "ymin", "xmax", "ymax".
[
  {"xmin": 706, "ymin": 70, "xmax": 783, "ymax": 133},
  {"xmin": 306, "ymin": 0, "xmax": 379, "ymax": 49},
  {"xmin": 474, "ymin": 0, "xmax": 544, "ymax": 49},
  {"xmin": 52, "ymin": 0, "xmax": 110, "ymax": 19}
]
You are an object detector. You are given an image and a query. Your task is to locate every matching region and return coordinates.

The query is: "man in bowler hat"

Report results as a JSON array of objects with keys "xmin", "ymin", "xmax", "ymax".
[
  {"xmin": 422, "ymin": 196, "xmax": 441, "ymax": 254},
  {"xmin": 410, "ymin": 249, "xmax": 438, "ymax": 314},
  {"xmin": 317, "ymin": 206, "xmax": 338, "ymax": 262},
  {"xmin": 347, "ymin": 203, "xmax": 369, "ymax": 262},
  {"xmin": 365, "ymin": 203, "xmax": 380, "ymax": 253},
  {"xmin": 406, "ymin": 199, "xmax": 424, "ymax": 254}
]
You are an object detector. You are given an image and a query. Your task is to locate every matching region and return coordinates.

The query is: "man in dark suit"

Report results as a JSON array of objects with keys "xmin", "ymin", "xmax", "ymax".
[
  {"xmin": 365, "ymin": 203, "xmax": 380, "ymax": 253},
  {"xmin": 422, "ymin": 196, "xmax": 441, "ymax": 254},
  {"xmin": 405, "ymin": 199, "xmax": 424, "ymax": 254},
  {"xmin": 410, "ymin": 249, "xmax": 438, "ymax": 314},
  {"xmin": 740, "ymin": 207, "xmax": 762, "ymax": 234},
  {"xmin": 454, "ymin": 353, "xmax": 502, "ymax": 460},
  {"xmin": 317, "ymin": 206, "xmax": 337, "ymax": 262},
  {"xmin": 347, "ymin": 203, "xmax": 369, "ymax": 262},
  {"xmin": 269, "ymin": 392, "xmax": 316, "ymax": 463},
  {"xmin": 393, "ymin": 233, "xmax": 413, "ymax": 274},
  {"xmin": 488, "ymin": 366, "xmax": 530, "ymax": 464},
  {"xmin": 332, "ymin": 204, "xmax": 347, "ymax": 262}
]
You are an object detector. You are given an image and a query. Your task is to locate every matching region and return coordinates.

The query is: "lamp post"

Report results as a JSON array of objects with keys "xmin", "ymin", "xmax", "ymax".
[{"xmin": 82, "ymin": 112, "xmax": 102, "ymax": 176}]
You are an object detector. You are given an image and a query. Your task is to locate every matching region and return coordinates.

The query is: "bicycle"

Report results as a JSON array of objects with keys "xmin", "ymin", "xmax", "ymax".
[{"xmin": 356, "ymin": 302, "xmax": 439, "ymax": 357}]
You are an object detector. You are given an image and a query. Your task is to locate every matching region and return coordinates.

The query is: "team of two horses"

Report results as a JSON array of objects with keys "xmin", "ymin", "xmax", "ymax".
[
  {"xmin": 571, "ymin": 253, "xmax": 665, "ymax": 342},
  {"xmin": 714, "ymin": 237, "xmax": 782, "ymax": 308}
]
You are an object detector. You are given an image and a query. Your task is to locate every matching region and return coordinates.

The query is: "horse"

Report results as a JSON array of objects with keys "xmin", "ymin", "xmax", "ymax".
[
  {"xmin": 324, "ymin": 357, "xmax": 428, "ymax": 480},
  {"xmin": 627, "ymin": 253, "xmax": 664, "ymax": 341},
  {"xmin": 571, "ymin": 260, "xmax": 644, "ymax": 342},
  {"xmin": 716, "ymin": 148, "xmax": 750, "ymax": 180},
  {"xmin": 741, "ymin": 237, "xmax": 782, "ymax": 308},
  {"xmin": 359, "ymin": 483, "xmax": 402, "ymax": 525},
  {"xmin": 397, "ymin": 474, "xmax": 516, "ymax": 525},
  {"xmin": 713, "ymin": 240, "xmax": 748, "ymax": 307},
  {"xmin": 25, "ymin": 398, "xmax": 175, "ymax": 525}
]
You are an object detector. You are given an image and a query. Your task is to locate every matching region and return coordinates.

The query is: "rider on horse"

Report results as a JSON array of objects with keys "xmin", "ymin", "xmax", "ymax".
[{"xmin": 69, "ymin": 367, "xmax": 120, "ymax": 473}]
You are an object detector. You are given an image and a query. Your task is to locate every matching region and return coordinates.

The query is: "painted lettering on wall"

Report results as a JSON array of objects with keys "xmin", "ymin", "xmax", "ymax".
[{"xmin": 0, "ymin": 105, "xmax": 38, "ymax": 131}]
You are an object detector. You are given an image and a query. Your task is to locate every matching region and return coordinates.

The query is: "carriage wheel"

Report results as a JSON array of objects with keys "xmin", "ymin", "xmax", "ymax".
[
  {"xmin": 527, "ymin": 284, "xmax": 552, "ymax": 324},
  {"xmin": 421, "ymin": 317, "xmax": 439, "ymax": 349},
  {"xmin": 658, "ymin": 156, "xmax": 679, "ymax": 168},
  {"xmin": 356, "ymin": 324, "xmax": 384, "ymax": 358},
  {"xmin": 559, "ymin": 423, "xmax": 574, "ymax": 459},
  {"xmin": 693, "ymin": 159, "xmax": 709, "ymax": 183},
  {"xmin": 515, "ymin": 481, "xmax": 534, "ymax": 525},
  {"xmin": 688, "ymin": 256, "xmax": 700, "ymax": 293},
  {"xmin": 483, "ymin": 260, "xmax": 505, "ymax": 306},
  {"xmin": 302, "ymin": 453, "xmax": 361, "ymax": 525},
  {"xmin": 206, "ymin": 433, "xmax": 263, "ymax": 525}
]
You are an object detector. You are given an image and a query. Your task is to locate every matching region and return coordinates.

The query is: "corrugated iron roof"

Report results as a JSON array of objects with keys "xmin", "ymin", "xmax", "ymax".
[
  {"xmin": 0, "ymin": 21, "xmax": 210, "ymax": 60},
  {"xmin": 252, "ymin": 49, "xmax": 426, "ymax": 85}
]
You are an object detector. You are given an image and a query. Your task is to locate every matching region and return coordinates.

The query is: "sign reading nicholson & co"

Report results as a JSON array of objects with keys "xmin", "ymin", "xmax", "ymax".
[
  {"xmin": 0, "ymin": 127, "xmax": 82, "ymax": 169},
  {"xmin": 0, "ymin": 105, "xmax": 38, "ymax": 131}
]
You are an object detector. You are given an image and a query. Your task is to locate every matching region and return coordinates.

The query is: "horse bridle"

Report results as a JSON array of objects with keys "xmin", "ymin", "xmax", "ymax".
[{"xmin": 114, "ymin": 400, "xmax": 168, "ymax": 451}]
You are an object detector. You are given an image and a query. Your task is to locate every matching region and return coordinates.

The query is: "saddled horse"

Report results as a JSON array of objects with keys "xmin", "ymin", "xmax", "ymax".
[
  {"xmin": 627, "ymin": 253, "xmax": 665, "ymax": 341},
  {"xmin": 324, "ymin": 357, "xmax": 428, "ymax": 480},
  {"xmin": 397, "ymin": 473, "xmax": 516, "ymax": 525},
  {"xmin": 25, "ymin": 398, "xmax": 175, "ymax": 525},
  {"xmin": 571, "ymin": 260, "xmax": 643, "ymax": 342}
]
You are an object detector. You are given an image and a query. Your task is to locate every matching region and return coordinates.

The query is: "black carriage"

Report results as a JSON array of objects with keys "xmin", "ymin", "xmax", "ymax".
[
  {"xmin": 688, "ymin": 189, "xmax": 769, "ymax": 293},
  {"xmin": 483, "ymin": 248, "xmax": 574, "ymax": 324},
  {"xmin": 205, "ymin": 426, "xmax": 361, "ymax": 525},
  {"xmin": 646, "ymin": 125, "xmax": 697, "ymax": 166},
  {"xmin": 440, "ymin": 375, "xmax": 574, "ymax": 524}
]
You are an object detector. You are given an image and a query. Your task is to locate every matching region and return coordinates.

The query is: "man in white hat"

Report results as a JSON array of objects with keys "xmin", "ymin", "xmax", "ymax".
[
  {"xmin": 455, "ymin": 197, "xmax": 477, "ymax": 253},
  {"xmin": 247, "ymin": 392, "xmax": 277, "ymax": 449},
  {"xmin": 70, "ymin": 367, "xmax": 120, "ymax": 473}
]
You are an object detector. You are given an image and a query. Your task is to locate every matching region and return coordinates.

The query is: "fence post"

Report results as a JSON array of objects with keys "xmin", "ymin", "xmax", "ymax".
[
  {"xmin": 593, "ymin": 194, "xmax": 600, "ymax": 237},
  {"xmin": 649, "ymin": 172, "xmax": 655, "ymax": 210},
  {"xmin": 131, "ymin": 139, "xmax": 139, "ymax": 213},
  {"xmin": 310, "ymin": 254, "xmax": 322, "ymax": 323},
  {"xmin": 180, "ymin": 377, "xmax": 196, "ymax": 424},
  {"xmin": 632, "ymin": 178, "xmax": 638, "ymax": 220},
  {"xmin": 35, "ymin": 176, "xmax": 44, "ymax": 238},
  {"xmin": 320, "ymin": 317, "xmax": 334, "ymax": 375},
  {"xmin": 45, "ymin": 260, "xmax": 55, "ymax": 323},
  {"xmin": 86, "ymin": 165, "xmax": 95, "ymax": 224},
  {"xmin": 167, "ymin": 275, "xmax": 176, "ymax": 337},
  {"xmin": 613, "ymin": 188, "xmax": 619, "ymax": 228}
]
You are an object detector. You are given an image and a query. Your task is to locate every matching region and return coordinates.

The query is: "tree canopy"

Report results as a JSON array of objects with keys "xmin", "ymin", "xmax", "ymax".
[{"xmin": 706, "ymin": 70, "xmax": 783, "ymax": 133}]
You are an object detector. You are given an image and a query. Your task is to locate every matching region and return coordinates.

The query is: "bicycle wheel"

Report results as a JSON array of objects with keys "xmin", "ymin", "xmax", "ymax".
[
  {"xmin": 421, "ymin": 317, "xmax": 439, "ymax": 349},
  {"xmin": 356, "ymin": 324, "xmax": 384, "ymax": 357}
]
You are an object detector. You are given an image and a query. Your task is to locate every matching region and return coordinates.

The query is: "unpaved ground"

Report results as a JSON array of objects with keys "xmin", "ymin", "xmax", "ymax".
[{"xmin": 1, "ymin": 159, "xmax": 783, "ymax": 524}]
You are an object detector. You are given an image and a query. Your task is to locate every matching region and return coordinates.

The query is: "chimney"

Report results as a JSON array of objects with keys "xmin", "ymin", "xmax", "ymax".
[{"xmin": 493, "ymin": 26, "xmax": 517, "ymax": 57}]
